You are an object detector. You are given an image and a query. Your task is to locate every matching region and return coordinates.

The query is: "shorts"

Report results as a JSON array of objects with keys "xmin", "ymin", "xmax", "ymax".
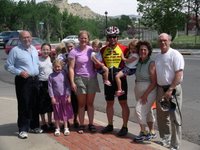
[
  {"xmin": 104, "ymin": 67, "xmax": 127, "ymax": 101},
  {"xmin": 122, "ymin": 66, "xmax": 136, "ymax": 76},
  {"xmin": 74, "ymin": 76, "xmax": 100, "ymax": 94},
  {"xmin": 96, "ymin": 68, "xmax": 105, "ymax": 74}
]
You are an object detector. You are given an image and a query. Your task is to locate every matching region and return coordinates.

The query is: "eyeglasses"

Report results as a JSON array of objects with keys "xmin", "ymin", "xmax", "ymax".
[{"xmin": 108, "ymin": 36, "xmax": 117, "ymax": 39}]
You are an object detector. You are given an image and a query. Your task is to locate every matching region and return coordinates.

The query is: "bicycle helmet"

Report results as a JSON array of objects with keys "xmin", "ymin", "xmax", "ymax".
[{"xmin": 105, "ymin": 26, "xmax": 120, "ymax": 36}]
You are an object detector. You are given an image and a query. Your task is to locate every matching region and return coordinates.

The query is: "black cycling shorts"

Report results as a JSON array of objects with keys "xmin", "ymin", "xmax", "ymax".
[{"xmin": 104, "ymin": 68, "xmax": 127, "ymax": 101}]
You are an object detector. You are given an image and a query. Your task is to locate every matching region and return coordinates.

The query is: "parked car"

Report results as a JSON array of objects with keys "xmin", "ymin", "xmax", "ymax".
[
  {"xmin": 61, "ymin": 35, "xmax": 79, "ymax": 44},
  {"xmin": 5, "ymin": 37, "xmax": 56, "ymax": 57},
  {"xmin": 0, "ymin": 31, "xmax": 19, "ymax": 48}
]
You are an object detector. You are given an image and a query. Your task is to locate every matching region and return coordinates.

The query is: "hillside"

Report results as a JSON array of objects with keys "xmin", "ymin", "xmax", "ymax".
[{"xmin": 48, "ymin": 0, "xmax": 102, "ymax": 19}]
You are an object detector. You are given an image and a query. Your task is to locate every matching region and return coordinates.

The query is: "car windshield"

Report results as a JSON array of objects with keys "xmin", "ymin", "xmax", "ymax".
[
  {"xmin": 0, "ymin": 31, "xmax": 12, "ymax": 36},
  {"xmin": 66, "ymin": 35, "xmax": 78, "ymax": 39}
]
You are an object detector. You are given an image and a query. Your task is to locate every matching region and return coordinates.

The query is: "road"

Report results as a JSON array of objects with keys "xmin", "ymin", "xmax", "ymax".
[{"xmin": 0, "ymin": 49, "xmax": 200, "ymax": 145}]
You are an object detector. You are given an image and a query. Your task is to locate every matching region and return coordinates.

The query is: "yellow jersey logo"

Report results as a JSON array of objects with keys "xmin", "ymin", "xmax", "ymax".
[{"xmin": 102, "ymin": 45, "xmax": 123, "ymax": 68}]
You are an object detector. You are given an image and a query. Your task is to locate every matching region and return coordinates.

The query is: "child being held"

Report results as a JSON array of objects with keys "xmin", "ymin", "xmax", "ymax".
[
  {"xmin": 91, "ymin": 39, "xmax": 111, "ymax": 86},
  {"xmin": 48, "ymin": 59, "xmax": 73, "ymax": 136},
  {"xmin": 115, "ymin": 39, "xmax": 139, "ymax": 96}
]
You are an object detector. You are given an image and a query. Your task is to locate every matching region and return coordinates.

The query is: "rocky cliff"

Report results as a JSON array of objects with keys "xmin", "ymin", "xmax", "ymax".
[{"xmin": 48, "ymin": 0, "xmax": 101, "ymax": 19}]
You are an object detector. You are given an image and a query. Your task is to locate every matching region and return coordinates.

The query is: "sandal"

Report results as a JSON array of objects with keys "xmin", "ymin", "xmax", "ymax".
[
  {"xmin": 78, "ymin": 125, "xmax": 85, "ymax": 134},
  {"xmin": 104, "ymin": 80, "xmax": 112, "ymax": 86},
  {"xmin": 88, "ymin": 124, "xmax": 97, "ymax": 133},
  {"xmin": 115, "ymin": 90, "xmax": 125, "ymax": 97}
]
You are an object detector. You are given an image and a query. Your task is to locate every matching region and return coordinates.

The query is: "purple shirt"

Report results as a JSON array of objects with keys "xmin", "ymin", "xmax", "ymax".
[
  {"xmin": 48, "ymin": 70, "xmax": 71, "ymax": 97},
  {"xmin": 68, "ymin": 45, "xmax": 96, "ymax": 78}
]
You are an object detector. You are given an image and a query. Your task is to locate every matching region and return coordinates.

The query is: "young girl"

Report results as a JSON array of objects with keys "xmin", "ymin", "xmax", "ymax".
[
  {"xmin": 38, "ymin": 43, "xmax": 54, "ymax": 132},
  {"xmin": 91, "ymin": 39, "xmax": 111, "ymax": 86},
  {"xmin": 48, "ymin": 59, "xmax": 73, "ymax": 136},
  {"xmin": 115, "ymin": 39, "xmax": 139, "ymax": 96}
]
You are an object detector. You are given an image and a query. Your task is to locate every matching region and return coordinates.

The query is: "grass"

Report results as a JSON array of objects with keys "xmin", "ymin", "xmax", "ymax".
[{"xmin": 174, "ymin": 35, "xmax": 200, "ymax": 44}]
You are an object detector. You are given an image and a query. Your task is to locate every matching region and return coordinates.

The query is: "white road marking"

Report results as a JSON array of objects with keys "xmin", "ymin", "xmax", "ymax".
[{"xmin": 0, "ymin": 97, "xmax": 16, "ymax": 101}]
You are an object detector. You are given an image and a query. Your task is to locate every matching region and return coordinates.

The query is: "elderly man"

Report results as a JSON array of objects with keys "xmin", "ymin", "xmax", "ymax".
[
  {"xmin": 155, "ymin": 33, "xmax": 185, "ymax": 150},
  {"xmin": 5, "ymin": 31, "xmax": 43, "ymax": 139}
]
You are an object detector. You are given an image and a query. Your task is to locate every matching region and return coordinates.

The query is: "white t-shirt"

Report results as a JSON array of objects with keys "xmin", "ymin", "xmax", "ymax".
[
  {"xmin": 155, "ymin": 48, "xmax": 185, "ymax": 86},
  {"xmin": 38, "ymin": 56, "xmax": 53, "ymax": 81},
  {"xmin": 91, "ymin": 51, "xmax": 102, "ymax": 63},
  {"xmin": 125, "ymin": 53, "xmax": 139, "ymax": 69}
]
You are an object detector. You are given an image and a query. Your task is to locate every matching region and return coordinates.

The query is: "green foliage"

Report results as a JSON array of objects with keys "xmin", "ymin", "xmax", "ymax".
[
  {"xmin": 137, "ymin": 0, "xmax": 186, "ymax": 40},
  {"xmin": 0, "ymin": 0, "xmax": 138, "ymax": 42}
]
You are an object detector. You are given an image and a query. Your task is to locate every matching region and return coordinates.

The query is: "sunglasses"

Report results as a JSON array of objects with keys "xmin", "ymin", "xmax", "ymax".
[{"xmin": 108, "ymin": 35, "xmax": 117, "ymax": 39}]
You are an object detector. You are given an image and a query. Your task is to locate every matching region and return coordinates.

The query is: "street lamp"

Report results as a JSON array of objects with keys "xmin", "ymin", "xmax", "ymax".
[
  {"xmin": 39, "ymin": 21, "xmax": 44, "ymax": 38},
  {"xmin": 105, "ymin": 11, "xmax": 108, "ymax": 29}
]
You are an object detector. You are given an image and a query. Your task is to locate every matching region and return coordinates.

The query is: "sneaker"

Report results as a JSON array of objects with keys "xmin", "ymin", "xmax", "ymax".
[
  {"xmin": 117, "ymin": 127, "xmax": 128, "ymax": 136},
  {"xmin": 134, "ymin": 131, "xmax": 151, "ymax": 142},
  {"xmin": 18, "ymin": 131, "xmax": 28, "ymax": 139},
  {"xmin": 104, "ymin": 80, "xmax": 112, "ymax": 86},
  {"xmin": 88, "ymin": 124, "xmax": 97, "ymax": 133},
  {"xmin": 115, "ymin": 90, "xmax": 125, "ymax": 97},
  {"xmin": 64, "ymin": 128, "xmax": 70, "ymax": 136},
  {"xmin": 101, "ymin": 125, "xmax": 113, "ymax": 134},
  {"xmin": 30, "ymin": 128, "xmax": 43, "ymax": 134},
  {"xmin": 149, "ymin": 131, "xmax": 157, "ymax": 139},
  {"xmin": 160, "ymin": 138, "xmax": 171, "ymax": 148},
  {"xmin": 54, "ymin": 128, "xmax": 60, "ymax": 136}
]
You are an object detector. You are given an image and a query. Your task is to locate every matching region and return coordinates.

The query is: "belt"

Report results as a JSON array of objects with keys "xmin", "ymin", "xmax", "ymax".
[{"xmin": 28, "ymin": 76, "xmax": 38, "ymax": 80}]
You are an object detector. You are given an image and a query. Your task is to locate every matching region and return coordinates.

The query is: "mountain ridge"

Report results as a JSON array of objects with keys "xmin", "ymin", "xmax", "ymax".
[{"xmin": 48, "ymin": 0, "xmax": 102, "ymax": 19}]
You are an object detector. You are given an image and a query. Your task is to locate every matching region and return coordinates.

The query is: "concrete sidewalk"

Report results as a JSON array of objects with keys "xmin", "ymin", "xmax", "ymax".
[{"xmin": 0, "ymin": 96, "xmax": 200, "ymax": 150}]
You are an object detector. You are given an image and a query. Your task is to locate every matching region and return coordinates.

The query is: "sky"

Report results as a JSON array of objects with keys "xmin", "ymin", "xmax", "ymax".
[{"xmin": 14, "ymin": 0, "xmax": 138, "ymax": 16}]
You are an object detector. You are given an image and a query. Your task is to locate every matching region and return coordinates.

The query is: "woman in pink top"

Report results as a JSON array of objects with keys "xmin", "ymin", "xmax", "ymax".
[{"xmin": 68, "ymin": 30, "xmax": 100, "ymax": 134}]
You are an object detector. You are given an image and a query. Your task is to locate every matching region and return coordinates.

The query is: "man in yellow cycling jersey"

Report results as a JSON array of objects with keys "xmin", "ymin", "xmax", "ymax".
[{"xmin": 101, "ymin": 26, "xmax": 130, "ymax": 136}]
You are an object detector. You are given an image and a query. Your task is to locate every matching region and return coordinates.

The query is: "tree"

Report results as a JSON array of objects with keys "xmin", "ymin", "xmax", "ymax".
[
  {"xmin": 137, "ymin": 0, "xmax": 186, "ymax": 40},
  {"xmin": 0, "ymin": 0, "xmax": 16, "ymax": 30},
  {"xmin": 190, "ymin": 0, "xmax": 200, "ymax": 35}
]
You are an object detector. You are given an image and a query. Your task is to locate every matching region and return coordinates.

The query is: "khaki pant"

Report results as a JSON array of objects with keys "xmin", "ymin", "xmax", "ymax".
[{"xmin": 156, "ymin": 84, "xmax": 182, "ymax": 148}]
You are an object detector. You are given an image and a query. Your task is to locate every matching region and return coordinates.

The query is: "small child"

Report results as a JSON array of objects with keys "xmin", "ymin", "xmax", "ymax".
[
  {"xmin": 91, "ymin": 39, "xmax": 111, "ymax": 86},
  {"xmin": 38, "ymin": 43, "xmax": 54, "ymax": 132},
  {"xmin": 48, "ymin": 59, "xmax": 73, "ymax": 136},
  {"xmin": 115, "ymin": 39, "xmax": 139, "ymax": 96}
]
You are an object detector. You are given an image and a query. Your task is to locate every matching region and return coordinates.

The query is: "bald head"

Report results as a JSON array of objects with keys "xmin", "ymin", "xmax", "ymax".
[
  {"xmin": 158, "ymin": 33, "xmax": 171, "ymax": 53},
  {"xmin": 159, "ymin": 33, "xmax": 171, "ymax": 41},
  {"xmin": 19, "ymin": 31, "xmax": 32, "ymax": 49}
]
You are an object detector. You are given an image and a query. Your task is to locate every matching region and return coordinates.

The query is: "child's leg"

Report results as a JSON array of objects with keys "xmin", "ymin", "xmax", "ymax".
[
  {"xmin": 102, "ymin": 66, "xmax": 109, "ymax": 81},
  {"xmin": 102, "ymin": 66, "xmax": 111, "ymax": 86},
  {"xmin": 115, "ymin": 71, "xmax": 124, "ymax": 91},
  {"xmin": 55, "ymin": 120, "xmax": 60, "ymax": 129}
]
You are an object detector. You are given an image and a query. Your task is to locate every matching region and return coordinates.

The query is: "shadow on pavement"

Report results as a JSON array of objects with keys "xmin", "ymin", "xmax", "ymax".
[{"xmin": 0, "ymin": 123, "xmax": 18, "ymax": 137}]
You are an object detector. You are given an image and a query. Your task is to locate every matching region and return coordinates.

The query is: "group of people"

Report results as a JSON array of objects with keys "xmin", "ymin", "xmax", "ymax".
[{"xmin": 4, "ymin": 26, "xmax": 184, "ymax": 150}]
